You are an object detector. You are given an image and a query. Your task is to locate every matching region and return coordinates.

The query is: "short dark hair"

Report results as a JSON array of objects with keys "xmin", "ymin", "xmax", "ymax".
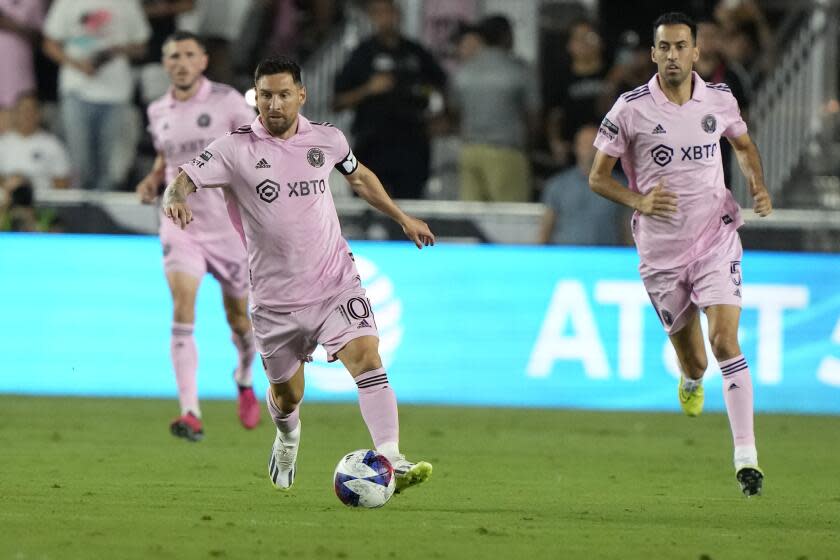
[
  {"xmin": 652, "ymin": 12, "xmax": 697, "ymax": 45},
  {"xmin": 10, "ymin": 182, "xmax": 34, "ymax": 208},
  {"xmin": 450, "ymin": 20, "xmax": 480, "ymax": 44},
  {"xmin": 254, "ymin": 56, "xmax": 303, "ymax": 86},
  {"xmin": 161, "ymin": 30, "xmax": 206, "ymax": 53},
  {"xmin": 479, "ymin": 14, "xmax": 513, "ymax": 49}
]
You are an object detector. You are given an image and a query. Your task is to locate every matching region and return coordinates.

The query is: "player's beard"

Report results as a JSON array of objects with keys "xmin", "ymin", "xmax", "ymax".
[
  {"xmin": 174, "ymin": 80, "xmax": 197, "ymax": 92},
  {"xmin": 173, "ymin": 73, "xmax": 199, "ymax": 92},
  {"xmin": 263, "ymin": 114, "xmax": 296, "ymax": 137}
]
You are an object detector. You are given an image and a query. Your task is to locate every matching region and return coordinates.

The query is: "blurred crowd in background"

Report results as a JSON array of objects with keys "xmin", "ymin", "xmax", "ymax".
[{"xmin": 0, "ymin": 0, "xmax": 782, "ymax": 242}]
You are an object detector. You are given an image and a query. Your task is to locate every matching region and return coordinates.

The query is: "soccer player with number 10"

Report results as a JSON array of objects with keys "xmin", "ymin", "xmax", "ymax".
[{"xmin": 163, "ymin": 56, "xmax": 435, "ymax": 494}]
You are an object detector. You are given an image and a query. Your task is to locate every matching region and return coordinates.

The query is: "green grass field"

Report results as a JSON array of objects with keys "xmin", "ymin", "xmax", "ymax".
[{"xmin": 2, "ymin": 396, "xmax": 839, "ymax": 560}]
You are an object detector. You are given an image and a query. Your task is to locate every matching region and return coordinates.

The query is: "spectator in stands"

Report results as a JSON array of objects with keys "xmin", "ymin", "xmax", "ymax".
[
  {"xmin": 599, "ymin": 32, "xmax": 652, "ymax": 115},
  {"xmin": 539, "ymin": 125, "xmax": 623, "ymax": 246},
  {"xmin": 0, "ymin": 179, "xmax": 60, "ymax": 232},
  {"xmin": 139, "ymin": 1, "xmax": 197, "ymax": 101},
  {"xmin": 142, "ymin": 1, "xmax": 195, "ymax": 62},
  {"xmin": 0, "ymin": 93, "xmax": 72, "ymax": 194},
  {"xmin": 175, "ymin": 0, "xmax": 253, "ymax": 85},
  {"xmin": 0, "ymin": 0, "xmax": 44, "ymax": 111},
  {"xmin": 250, "ymin": 0, "xmax": 344, "ymax": 68},
  {"xmin": 452, "ymin": 20, "xmax": 482, "ymax": 64},
  {"xmin": 0, "ymin": 107, "xmax": 11, "ymax": 136},
  {"xmin": 696, "ymin": 19, "xmax": 752, "ymax": 110},
  {"xmin": 450, "ymin": 15, "xmax": 539, "ymax": 202},
  {"xmin": 546, "ymin": 19, "xmax": 610, "ymax": 167},
  {"xmin": 334, "ymin": 0, "xmax": 447, "ymax": 200},
  {"xmin": 43, "ymin": 0, "xmax": 151, "ymax": 191},
  {"xmin": 714, "ymin": 0, "xmax": 772, "ymax": 76}
]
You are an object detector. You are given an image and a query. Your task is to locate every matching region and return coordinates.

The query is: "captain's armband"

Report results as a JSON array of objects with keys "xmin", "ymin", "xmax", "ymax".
[{"xmin": 335, "ymin": 149, "xmax": 358, "ymax": 176}]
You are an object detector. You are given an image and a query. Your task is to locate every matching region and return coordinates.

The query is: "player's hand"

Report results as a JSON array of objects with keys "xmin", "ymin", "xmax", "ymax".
[
  {"xmin": 135, "ymin": 176, "xmax": 160, "ymax": 204},
  {"xmin": 163, "ymin": 201, "xmax": 193, "ymax": 229},
  {"xmin": 637, "ymin": 181, "xmax": 678, "ymax": 219},
  {"xmin": 71, "ymin": 58, "xmax": 97, "ymax": 76},
  {"xmin": 401, "ymin": 216, "xmax": 435, "ymax": 249},
  {"xmin": 752, "ymin": 186, "xmax": 772, "ymax": 217},
  {"xmin": 366, "ymin": 73, "xmax": 395, "ymax": 96}
]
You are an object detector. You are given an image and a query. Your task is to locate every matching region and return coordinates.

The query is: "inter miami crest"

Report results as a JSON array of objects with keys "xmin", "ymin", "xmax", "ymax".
[
  {"xmin": 307, "ymin": 147, "xmax": 325, "ymax": 168},
  {"xmin": 197, "ymin": 113, "xmax": 211, "ymax": 128},
  {"xmin": 701, "ymin": 114, "xmax": 716, "ymax": 133}
]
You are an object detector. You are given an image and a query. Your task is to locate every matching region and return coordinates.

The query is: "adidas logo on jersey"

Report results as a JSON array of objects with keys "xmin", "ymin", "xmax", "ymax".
[
  {"xmin": 652, "ymin": 124, "xmax": 667, "ymax": 134},
  {"xmin": 256, "ymin": 158, "xmax": 271, "ymax": 169},
  {"xmin": 357, "ymin": 319, "xmax": 371, "ymax": 329}
]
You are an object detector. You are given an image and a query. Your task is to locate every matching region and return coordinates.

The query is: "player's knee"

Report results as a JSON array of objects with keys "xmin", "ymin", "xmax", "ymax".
[
  {"xmin": 270, "ymin": 382, "xmax": 303, "ymax": 410},
  {"xmin": 360, "ymin": 343, "xmax": 383, "ymax": 367},
  {"xmin": 348, "ymin": 347, "xmax": 382, "ymax": 376},
  {"xmin": 172, "ymin": 304, "xmax": 194, "ymax": 324},
  {"xmin": 709, "ymin": 331, "xmax": 740, "ymax": 361},
  {"xmin": 171, "ymin": 291, "xmax": 196, "ymax": 323}
]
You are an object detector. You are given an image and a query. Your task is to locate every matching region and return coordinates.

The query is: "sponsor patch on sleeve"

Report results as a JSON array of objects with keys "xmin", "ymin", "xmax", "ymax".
[
  {"xmin": 599, "ymin": 117, "xmax": 619, "ymax": 141},
  {"xmin": 189, "ymin": 150, "xmax": 213, "ymax": 168}
]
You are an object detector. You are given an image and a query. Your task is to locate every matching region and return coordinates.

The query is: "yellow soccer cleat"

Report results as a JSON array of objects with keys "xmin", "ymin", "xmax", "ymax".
[
  {"xmin": 678, "ymin": 378, "xmax": 704, "ymax": 417},
  {"xmin": 391, "ymin": 457, "xmax": 433, "ymax": 493}
]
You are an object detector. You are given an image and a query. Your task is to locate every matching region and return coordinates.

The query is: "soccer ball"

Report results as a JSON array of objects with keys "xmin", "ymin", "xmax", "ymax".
[{"xmin": 333, "ymin": 449, "xmax": 395, "ymax": 508}]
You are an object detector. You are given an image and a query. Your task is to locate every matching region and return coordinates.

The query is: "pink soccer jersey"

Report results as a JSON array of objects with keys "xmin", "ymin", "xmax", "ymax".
[
  {"xmin": 147, "ymin": 78, "xmax": 256, "ymax": 241},
  {"xmin": 594, "ymin": 72, "xmax": 748, "ymax": 269},
  {"xmin": 180, "ymin": 115, "xmax": 361, "ymax": 312}
]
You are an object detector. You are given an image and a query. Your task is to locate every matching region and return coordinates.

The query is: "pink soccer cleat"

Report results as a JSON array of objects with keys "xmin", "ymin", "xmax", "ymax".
[
  {"xmin": 237, "ymin": 386, "xmax": 260, "ymax": 429},
  {"xmin": 170, "ymin": 412, "xmax": 204, "ymax": 442}
]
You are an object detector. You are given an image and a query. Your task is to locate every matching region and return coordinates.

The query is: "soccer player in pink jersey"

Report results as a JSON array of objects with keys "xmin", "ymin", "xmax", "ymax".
[
  {"xmin": 136, "ymin": 31, "xmax": 259, "ymax": 442},
  {"xmin": 589, "ymin": 12, "xmax": 773, "ymax": 497},
  {"xmin": 161, "ymin": 56, "xmax": 436, "ymax": 493}
]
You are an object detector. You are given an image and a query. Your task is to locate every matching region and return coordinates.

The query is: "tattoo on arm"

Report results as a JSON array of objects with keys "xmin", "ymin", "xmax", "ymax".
[{"xmin": 163, "ymin": 172, "xmax": 196, "ymax": 204}]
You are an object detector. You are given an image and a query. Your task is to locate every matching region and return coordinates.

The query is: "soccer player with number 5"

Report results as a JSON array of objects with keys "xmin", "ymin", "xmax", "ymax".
[
  {"xmin": 589, "ymin": 12, "xmax": 772, "ymax": 496},
  {"xmin": 162, "ymin": 56, "xmax": 435, "ymax": 494}
]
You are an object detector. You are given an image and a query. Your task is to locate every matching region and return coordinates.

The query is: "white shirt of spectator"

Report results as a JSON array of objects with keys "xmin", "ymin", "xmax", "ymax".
[
  {"xmin": 0, "ymin": 131, "xmax": 72, "ymax": 194},
  {"xmin": 43, "ymin": 0, "xmax": 151, "ymax": 104}
]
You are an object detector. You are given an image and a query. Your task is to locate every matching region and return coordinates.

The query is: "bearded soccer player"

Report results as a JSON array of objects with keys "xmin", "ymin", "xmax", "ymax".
[
  {"xmin": 136, "ymin": 31, "xmax": 259, "ymax": 441},
  {"xmin": 589, "ymin": 12, "xmax": 772, "ymax": 496},
  {"xmin": 162, "ymin": 56, "xmax": 435, "ymax": 492}
]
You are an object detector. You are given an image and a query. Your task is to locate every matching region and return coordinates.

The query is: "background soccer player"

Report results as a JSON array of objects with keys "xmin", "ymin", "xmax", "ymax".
[
  {"xmin": 588, "ymin": 12, "xmax": 772, "ymax": 496},
  {"xmin": 136, "ymin": 31, "xmax": 259, "ymax": 441},
  {"xmin": 161, "ymin": 56, "xmax": 436, "ymax": 493}
]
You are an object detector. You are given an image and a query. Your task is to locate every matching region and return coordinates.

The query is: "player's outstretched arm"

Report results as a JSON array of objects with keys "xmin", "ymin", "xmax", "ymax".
[
  {"xmin": 727, "ymin": 133, "xmax": 773, "ymax": 217},
  {"xmin": 345, "ymin": 163, "xmax": 435, "ymax": 249},
  {"xmin": 589, "ymin": 149, "xmax": 678, "ymax": 218},
  {"xmin": 162, "ymin": 171, "xmax": 197, "ymax": 229}
]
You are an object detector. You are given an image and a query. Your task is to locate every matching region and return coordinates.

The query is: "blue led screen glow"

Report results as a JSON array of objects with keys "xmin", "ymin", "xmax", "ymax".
[{"xmin": 1, "ymin": 234, "xmax": 838, "ymax": 413}]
